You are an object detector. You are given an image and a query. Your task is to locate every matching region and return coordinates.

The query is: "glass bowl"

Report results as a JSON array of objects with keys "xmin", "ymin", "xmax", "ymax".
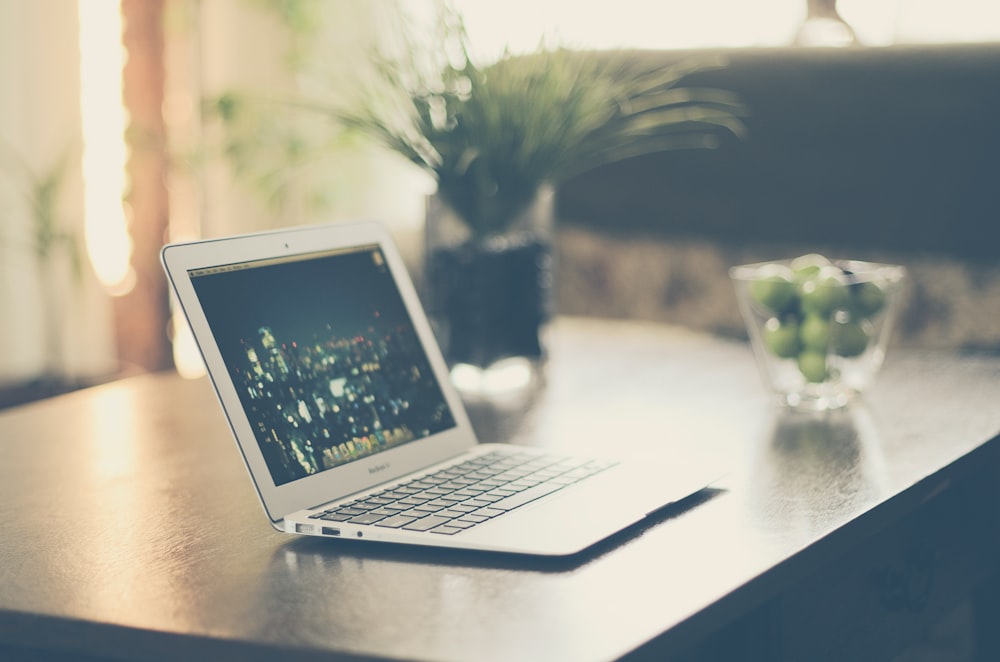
[{"xmin": 730, "ymin": 255, "xmax": 907, "ymax": 410}]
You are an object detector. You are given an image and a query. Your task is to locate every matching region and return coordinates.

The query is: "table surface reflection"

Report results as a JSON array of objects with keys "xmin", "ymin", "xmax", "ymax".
[{"xmin": 1, "ymin": 317, "xmax": 999, "ymax": 661}]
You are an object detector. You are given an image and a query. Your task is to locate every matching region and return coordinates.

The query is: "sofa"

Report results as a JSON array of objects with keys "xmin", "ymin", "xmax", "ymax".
[{"xmin": 555, "ymin": 44, "xmax": 1000, "ymax": 351}]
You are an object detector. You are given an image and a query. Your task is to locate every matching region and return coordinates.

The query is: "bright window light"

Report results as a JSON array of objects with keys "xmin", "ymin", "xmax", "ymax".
[
  {"xmin": 78, "ymin": 0, "xmax": 133, "ymax": 294},
  {"xmin": 172, "ymin": 315, "xmax": 207, "ymax": 379},
  {"xmin": 456, "ymin": 0, "xmax": 803, "ymax": 57},
  {"xmin": 451, "ymin": 0, "xmax": 1000, "ymax": 58}
]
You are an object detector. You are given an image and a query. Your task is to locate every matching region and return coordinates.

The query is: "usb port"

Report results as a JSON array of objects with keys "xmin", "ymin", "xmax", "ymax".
[{"xmin": 322, "ymin": 527, "xmax": 341, "ymax": 536}]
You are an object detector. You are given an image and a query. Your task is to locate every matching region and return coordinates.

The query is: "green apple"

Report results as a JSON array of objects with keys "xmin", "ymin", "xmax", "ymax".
[
  {"xmin": 791, "ymin": 253, "xmax": 832, "ymax": 283},
  {"xmin": 762, "ymin": 317, "xmax": 801, "ymax": 358},
  {"xmin": 749, "ymin": 267, "xmax": 797, "ymax": 314},
  {"xmin": 799, "ymin": 272, "xmax": 849, "ymax": 318},
  {"xmin": 832, "ymin": 320, "xmax": 869, "ymax": 357},
  {"xmin": 799, "ymin": 314, "xmax": 829, "ymax": 352},
  {"xmin": 797, "ymin": 350, "xmax": 828, "ymax": 383},
  {"xmin": 851, "ymin": 281, "xmax": 887, "ymax": 317}
]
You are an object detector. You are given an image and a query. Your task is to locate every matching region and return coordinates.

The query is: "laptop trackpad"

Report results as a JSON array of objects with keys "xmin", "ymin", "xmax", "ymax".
[{"xmin": 459, "ymin": 462, "xmax": 712, "ymax": 556}]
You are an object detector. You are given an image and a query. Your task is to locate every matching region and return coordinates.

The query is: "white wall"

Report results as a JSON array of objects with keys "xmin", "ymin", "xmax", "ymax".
[
  {"xmin": 0, "ymin": 0, "xmax": 116, "ymax": 384},
  {"xmin": 183, "ymin": 0, "xmax": 429, "ymax": 253}
]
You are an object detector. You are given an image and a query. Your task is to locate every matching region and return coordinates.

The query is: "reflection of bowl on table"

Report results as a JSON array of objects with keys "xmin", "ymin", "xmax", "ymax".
[
  {"xmin": 731, "ymin": 254, "xmax": 906, "ymax": 410},
  {"xmin": 748, "ymin": 404, "xmax": 889, "ymax": 536}
]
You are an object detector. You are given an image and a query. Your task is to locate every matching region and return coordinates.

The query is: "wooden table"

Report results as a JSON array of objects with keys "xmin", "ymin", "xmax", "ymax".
[{"xmin": 2, "ymin": 318, "xmax": 999, "ymax": 661}]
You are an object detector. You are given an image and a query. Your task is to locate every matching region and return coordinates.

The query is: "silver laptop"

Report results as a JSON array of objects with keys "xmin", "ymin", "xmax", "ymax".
[{"xmin": 162, "ymin": 220, "xmax": 714, "ymax": 556}]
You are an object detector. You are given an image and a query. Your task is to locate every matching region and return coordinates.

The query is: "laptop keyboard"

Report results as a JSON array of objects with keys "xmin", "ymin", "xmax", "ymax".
[{"xmin": 309, "ymin": 450, "xmax": 617, "ymax": 536}]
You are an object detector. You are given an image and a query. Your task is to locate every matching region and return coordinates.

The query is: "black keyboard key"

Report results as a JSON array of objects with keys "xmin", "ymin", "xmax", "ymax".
[
  {"xmin": 403, "ymin": 515, "xmax": 453, "ymax": 532},
  {"xmin": 561, "ymin": 467, "xmax": 596, "ymax": 481},
  {"xmin": 357, "ymin": 499, "xmax": 392, "ymax": 509},
  {"xmin": 397, "ymin": 496, "xmax": 431, "ymax": 506},
  {"xmin": 437, "ymin": 508, "xmax": 472, "ymax": 519},
  {"xmin": 446, "ymin": 519, "xmax": 476, "ymax": 529},
  {"xmin": 471, "ymin": 507, "xmax": 505, "ymax": 518},
  {"xmin": 459, "ymin": 513, "xmax": 489, "ymax": 523},
  {"xmin": 490, "ymin": 483, "xmax": 564, "ymax": 511},
  {"xmin": 369, "ymin": 508, "xmax": 403, "ymax": 517},
  {"xmin": 374, "ymin": 514, "xmax": 419, "ymax": 528},
  {"xmin": 319, "ymin": 512, "xmax": 354, "ymax": 522},
  {"xmin": 454, "ymin": 487, "xmax": 488, "ymax": 497},
  {"xmin": 349, "ymin": 512, "xmax": 388, "ymax": 525},
  {"xmin": 411, "ymin": 503, "xmax": 446, "ymax": 514},
  {"xmin": 336, "ymin": 507, "xmax": 369, "ymax": 517}
]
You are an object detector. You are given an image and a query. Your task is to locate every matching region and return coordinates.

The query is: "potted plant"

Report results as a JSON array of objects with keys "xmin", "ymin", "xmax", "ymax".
[{"xmin": 330, "ymin": 11, "xmax": 747, "ymax": 384}]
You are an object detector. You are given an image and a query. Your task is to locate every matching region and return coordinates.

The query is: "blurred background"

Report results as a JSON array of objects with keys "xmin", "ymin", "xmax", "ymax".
[{"xmin": 2, "ymin": 0, "xmax": 999, "ymax": 407}]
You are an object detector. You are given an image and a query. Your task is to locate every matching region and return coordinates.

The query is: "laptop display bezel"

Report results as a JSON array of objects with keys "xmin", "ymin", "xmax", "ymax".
[{"xmin": 161, "ymin": 221, "xmax": 476, "ymax": 528}]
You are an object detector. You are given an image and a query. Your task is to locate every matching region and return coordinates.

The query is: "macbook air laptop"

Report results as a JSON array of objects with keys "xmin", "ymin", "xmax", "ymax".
[{"xmin": 162, "ymin": 220, "xmax": 714, "ymax": 556}]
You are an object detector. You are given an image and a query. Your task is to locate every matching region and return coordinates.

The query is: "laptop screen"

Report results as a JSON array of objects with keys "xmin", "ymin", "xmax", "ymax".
[{"xmin": 188, "ymin": 244, "xmax": 457, "ymax": 487}]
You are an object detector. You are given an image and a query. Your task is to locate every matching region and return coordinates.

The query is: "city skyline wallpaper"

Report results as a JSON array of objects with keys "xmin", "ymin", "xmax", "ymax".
[{"xmin": 190, "ymin": 247, "xmax": 456, "ymax": 486}]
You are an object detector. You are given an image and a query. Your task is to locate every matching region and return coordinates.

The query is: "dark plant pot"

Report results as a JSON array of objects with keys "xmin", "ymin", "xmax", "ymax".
[
  {"xmin": 428, "ymin": 237, "xmax": 550, "ymax": 367},
  {"xmin": 424, "ymin": 187, "xmax": 554, "ymax": 380}
]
